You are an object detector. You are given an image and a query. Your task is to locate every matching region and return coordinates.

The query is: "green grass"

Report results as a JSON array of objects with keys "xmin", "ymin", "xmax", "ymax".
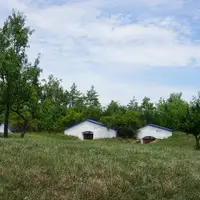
[{"xmin": 0, "ymin": 132, "xmax": 200, "ymax": 200}]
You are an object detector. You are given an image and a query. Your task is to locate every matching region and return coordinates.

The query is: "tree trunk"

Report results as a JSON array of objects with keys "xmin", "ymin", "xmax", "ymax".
[
  {"xmin": 4, "ymin": 104, "xmax": 9, "ymax": 138},
  {"xmin": 195, "ymin": 135, "xmax": 200, "ymax": 150},
  {"xmin": 21, "ymin": 117, "xmax": 27, "ymax": 138},
  {"xmin": 11, "ymin": 107, "xmax": 28, "ymax": 138}
]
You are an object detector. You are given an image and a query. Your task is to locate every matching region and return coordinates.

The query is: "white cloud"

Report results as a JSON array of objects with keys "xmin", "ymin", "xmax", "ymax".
[
  {"xmin": 0, "ymin": 0, "xmax": 27, "ymax": 10},
  {"xmin": 0, "ymin": 0, "xmax": 199, "ymax": 104},
  {"xmin": 21, "ymin": 0, "xmax": 200, "ymax": 68}
]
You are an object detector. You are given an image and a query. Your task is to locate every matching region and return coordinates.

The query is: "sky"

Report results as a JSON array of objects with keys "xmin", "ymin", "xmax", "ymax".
[{"xmin": 0, "ymin": 0, "xmax": 200, "ymax": 105}]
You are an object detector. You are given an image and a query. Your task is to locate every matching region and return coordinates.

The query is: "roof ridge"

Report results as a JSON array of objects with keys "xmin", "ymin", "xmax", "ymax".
[
  {"xmin": 65, "ymin": 119, "xmax": 115, "ymax": 131},
  {"xmin": 140, "ymin": 124, "xmax": 172, "ymax": 131}
]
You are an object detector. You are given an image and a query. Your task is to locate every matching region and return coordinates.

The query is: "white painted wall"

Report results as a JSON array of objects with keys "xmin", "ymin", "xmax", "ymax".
[
  {"xmin": 137, "ymin": 125, "xmax": 172, "ymax": 142},
  {"xmin": 0, "ymin": 123, "xmax": 12, "ymax": 133},
  {"xmin": 64, "ymin": 121, "xmax": 117, "ymax": 140}
]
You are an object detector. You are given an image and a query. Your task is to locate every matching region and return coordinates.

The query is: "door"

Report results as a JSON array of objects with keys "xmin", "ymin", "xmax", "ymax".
[
  {"xmin": 82, "ymin": 131, "xmax": 94, "ymax": 140},
  {"xmin": 142, "ymin": 136, "xmax": 156, "ymax": 144}
]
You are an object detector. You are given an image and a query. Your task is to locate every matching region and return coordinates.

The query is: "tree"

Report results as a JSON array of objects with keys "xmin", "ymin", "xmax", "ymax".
[
  {"xmin": 101, "ymin": 100, "xmax": 141, "ymax": 138},
  {"xmin": 41, "ymin": 75, "xmax": 65, "ymax": 104},
  {"xmin": 85, "ymin": 85, "xmax": 100, "ymax": 108},
  {"xmin": 11, "ymin": 60, "xmax": 41, "ymax": 137},
  {"xmin": 59, "ymin": 108, "xmax": 83, "ymax": 129},
  {"xmin": 101, "ymin": 110, "xmax": 142, "ymax": 138},
  {"xmin": 155, "ymin": 93, "xmax": 189, "ymax": 131},
  {"xmin": 37, "ymin": 75, "xmax": 70, "ymax": 132},
  {"xmin": 127, "ymin": 96, "xmax": 138, "ymax": 110},
  {"xmin": 68, "ymin": 83, "xmax": 83, "ymax": 108},
  {"xmin": 103, "ymin": 100, "xmax": 125, "ymax": 116},
  {"xmin": 0, "ymin": 10, "xmax": 34, "ymax": 137},
  {"xmin": 140, "ymin": 97, "xmax": 155, "ymax": 124},
  {"xmin": 181, "ymin": 93, "xmax": 200, "ymax": 150}
]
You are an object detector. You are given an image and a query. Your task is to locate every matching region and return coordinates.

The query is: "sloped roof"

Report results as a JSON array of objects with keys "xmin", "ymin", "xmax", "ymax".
[
  {"xmin": 139, "ymin": 124, "xmax": 172, "ymax": 132},
  {"xmin": 64, "ymin": 119, "xmax": 115, "ymax": 131}
]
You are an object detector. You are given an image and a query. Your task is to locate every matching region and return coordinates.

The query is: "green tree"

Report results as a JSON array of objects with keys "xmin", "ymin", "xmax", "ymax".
[
  {"xmin": 101, "ymin": 100, "xmax": 141, "ymax": 138},
  {"xmin": 181, "ymin": 93, "xmax": 200, "ymax": 150},
  {"xmin": 60, "ymin": 108, "xmax": 83, "ymax": 129},
  {"xmin": 0, "ymin": 10, "xmax": 34, "ymax": 137},
  {"xmin": 155, "ymin": 93, "xmax": 189, "ymax": 130},
  {"xmin": 68, "ymin": 83, "xmax": 83, "ymax": 109},
  {"xmin": 85, "ymin": 85, "xmax": 100, "ymax": 108},
  {"xmin": 37, "ymin": 75, "xmax": 69, "ymax": 132},
  {"xmin": 127, "ymin": 96, "xmax": 138, "ymax": 110},
  {"xmin": 41, "ymin": 75, "xmax": 65, "ymax": 104},
  {"xmin": 11, "ymin": 61, "xmax": 41, "ymax": 137},
  {"xmin": 140, "ymin": 97, "xmax": 155, "ymax": 124},
  {"xmin": 103, "ymin": 100, "xmax": 125, "ymax": 116},
  {"xmin": 101, "ymin": 110, "xmax": 141, "ymax": 138}
]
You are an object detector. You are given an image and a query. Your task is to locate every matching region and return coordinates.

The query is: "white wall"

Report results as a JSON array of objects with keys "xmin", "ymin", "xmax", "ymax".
[
  {"xmin": 0, "ymin": 123, "xmax": 12, "ymax": 133},
  {"xmin": 137, "ymin": 126, "xmax": 172, "ymax": 141},
  {"xmin": 64, "ymin": 121, "xmax": 117, "ymax": 140}
]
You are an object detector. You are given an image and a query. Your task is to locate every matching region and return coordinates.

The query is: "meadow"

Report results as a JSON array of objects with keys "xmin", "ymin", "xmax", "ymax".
[{"xmin": 0, "ymin": 132, "xmax": 200, "ymax": 200}]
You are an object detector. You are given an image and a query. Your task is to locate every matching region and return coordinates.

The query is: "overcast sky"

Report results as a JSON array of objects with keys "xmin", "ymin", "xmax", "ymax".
[{"xmin": 1, "ymin": 0, "xmax": 200, "ymax": 105}]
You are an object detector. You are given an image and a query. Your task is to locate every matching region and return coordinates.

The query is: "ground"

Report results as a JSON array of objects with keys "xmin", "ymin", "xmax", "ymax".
[{"xmin": 0, "ymin": 132, "xmax": 200, "ymax": 200}]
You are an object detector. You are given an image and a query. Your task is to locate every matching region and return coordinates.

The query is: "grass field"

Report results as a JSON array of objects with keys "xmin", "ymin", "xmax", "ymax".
[{"xmin": 0, "ymin": 132, "xmax": 200, "ymax": 200}]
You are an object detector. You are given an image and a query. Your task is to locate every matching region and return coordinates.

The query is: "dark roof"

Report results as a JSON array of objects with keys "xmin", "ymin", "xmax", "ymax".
[
  {"xmin": 64, "ymin": 119, "xmax": 115, "ymax": 131},
  {"xmin": 140, "ymin": 124, "xmax": 172, "ymax": 132}
]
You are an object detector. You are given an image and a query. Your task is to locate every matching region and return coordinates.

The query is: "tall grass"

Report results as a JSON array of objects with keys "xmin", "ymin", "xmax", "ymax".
[{"xmin": 0, "ymin": 132, "xmax": 200, "ymax": 200}]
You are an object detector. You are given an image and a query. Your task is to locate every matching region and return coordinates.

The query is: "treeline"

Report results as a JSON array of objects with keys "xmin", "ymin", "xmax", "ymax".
[
  {"xmin": 4, "ymin": 74, "xmax": 200, "ymax": 138},
  {"xmin": 0, "ymin": 10, "xmax": 200, "ymax": 145}
]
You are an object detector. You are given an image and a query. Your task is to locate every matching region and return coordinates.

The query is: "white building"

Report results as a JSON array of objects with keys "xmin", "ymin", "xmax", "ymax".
[
  {"xmin": 64, "ymin": 119, "xmax": 117, "ymax": 140},
  {"xmin": 0, "ymin": 123, "xmax": 12, "ymax": 133},
  {"xmin": 137, "ymin": 124, "xmax": 172, "ymax": 144}
]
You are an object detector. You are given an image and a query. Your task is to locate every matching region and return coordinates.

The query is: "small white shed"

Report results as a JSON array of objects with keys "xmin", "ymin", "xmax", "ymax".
[
  {"xmin": 64, "ymin": 119, "xmax": 117, "ymax": 140},
  {"xmin": 137, "ymin": 124, "xmax": 172, "ymax": 144},
  {"xmin": 0, "ymin": 123, "xmax": 12, "ymax": 133}
]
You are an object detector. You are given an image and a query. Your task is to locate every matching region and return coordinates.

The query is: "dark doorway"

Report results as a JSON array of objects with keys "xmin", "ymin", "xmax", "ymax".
[
  {"xmin": 142, "ymin": 136, "xmax": 156, "ymax": 144},
  {"xmin": 83, "ymin": 131, "xmax": 94, "ymax": 140}
]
